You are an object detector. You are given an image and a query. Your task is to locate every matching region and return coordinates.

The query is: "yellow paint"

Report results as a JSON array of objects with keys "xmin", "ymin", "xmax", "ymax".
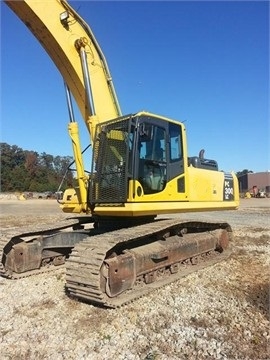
[{"xmin": 7, "ymin": 1, "xmax": 240, "ymax": 219}]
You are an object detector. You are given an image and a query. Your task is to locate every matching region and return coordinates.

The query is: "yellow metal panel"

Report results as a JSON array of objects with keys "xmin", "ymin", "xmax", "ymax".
[
  {"xmin": 93, "ymin": 199, "xmax": 239, "ymax": 217},
  {"xmin": 187, "ymin": 167, "xmax": 224, "ymax": 201},
  {"xmin": 5, "ymin": 0, "xmax": 121, "ymax": 134}
]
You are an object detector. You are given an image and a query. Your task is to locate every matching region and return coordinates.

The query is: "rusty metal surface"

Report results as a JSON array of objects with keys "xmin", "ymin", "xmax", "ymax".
[
  {"xmin": 66, "ymin": 219, "xmax": 231, "ymax": 308},
  {"xmin": 1, "ymin": 215, "xmax": 231, "ymax": 306},
  {"xmin": 0, "ymin": 218, "xmax": 93, "ymax": 279},
  {"xmin": 107, "ymin": 228, "xmax": 230, "ymax": 299},
  {"xmin": 104, "ymin": 253, "xmax": 136, "ymax": 297}
]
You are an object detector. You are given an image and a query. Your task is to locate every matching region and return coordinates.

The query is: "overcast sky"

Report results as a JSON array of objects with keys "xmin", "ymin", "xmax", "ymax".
[{"xmin": 1, "ymin": 1, "xmax": 269, "ymax": 172}]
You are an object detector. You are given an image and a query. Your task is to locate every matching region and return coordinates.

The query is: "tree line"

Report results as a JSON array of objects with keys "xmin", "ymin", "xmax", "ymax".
[
  {"xmin": 1, "ymin": 142, "xmax": 254, "ymax": 194},
  {"xmin": 0, "ymin": 143, "xmax": 74, "ymax": 193}
]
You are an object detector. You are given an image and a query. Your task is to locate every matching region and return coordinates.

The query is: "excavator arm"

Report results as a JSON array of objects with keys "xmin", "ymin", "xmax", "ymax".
[{"xmin": 5, "ymin": 0, "xmax": 121, "ymax": 212}]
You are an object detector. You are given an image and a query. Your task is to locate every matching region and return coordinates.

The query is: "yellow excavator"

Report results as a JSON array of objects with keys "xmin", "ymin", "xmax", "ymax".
[{"xmin": 2, "ymin": 0, "xmax": 239, "ymax": 307}]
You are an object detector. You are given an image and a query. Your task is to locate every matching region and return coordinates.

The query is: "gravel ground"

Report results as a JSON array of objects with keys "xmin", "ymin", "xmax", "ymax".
[{"xmin": 0, "ymin": 198, "xmax": 269, "ymax": 360}]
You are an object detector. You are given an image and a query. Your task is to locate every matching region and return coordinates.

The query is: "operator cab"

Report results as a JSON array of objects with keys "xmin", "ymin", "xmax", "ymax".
[{"xmin": 89, "ymin": 112, "xmax": 185, "ymax": 204}]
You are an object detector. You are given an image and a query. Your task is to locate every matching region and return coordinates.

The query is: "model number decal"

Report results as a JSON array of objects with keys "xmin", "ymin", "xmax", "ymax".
[{"xmin": 223, "ymin": 178, "xmax": 234, "ymax": 201}]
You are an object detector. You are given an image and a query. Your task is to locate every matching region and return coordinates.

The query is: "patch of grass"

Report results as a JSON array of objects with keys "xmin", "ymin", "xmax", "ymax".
[
  {"xmin": 39, "ymin": 298, "xmax": 57, "ymax": 309},
  {"xmin": 144, "ymin": 350, "xmax": 160, "ymax": 360},
  {"xmin": 1, "ymin": 329, "xmax": 10, "ymax": 336},
  {"xmin": 190, "ymin": 316, "xmax": 210, "ymax": 329},
  {"xmin": 102, "ymin": 333, "xmax": 111, "ymax": 341}
]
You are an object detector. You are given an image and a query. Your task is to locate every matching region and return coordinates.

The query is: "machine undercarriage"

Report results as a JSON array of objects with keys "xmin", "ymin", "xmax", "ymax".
[{"xmin": 0, "ymin": 218, "xmax": 232, "ymax": 307}]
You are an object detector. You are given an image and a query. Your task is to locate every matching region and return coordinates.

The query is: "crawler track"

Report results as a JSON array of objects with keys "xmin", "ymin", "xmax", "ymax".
[
  {"xmin": 0, "ymin": 218, "xmax": 93, "ymax": 279},
  {"xmin": 66, "ymin": 219, "xmax": 232, "ymax": 308}
]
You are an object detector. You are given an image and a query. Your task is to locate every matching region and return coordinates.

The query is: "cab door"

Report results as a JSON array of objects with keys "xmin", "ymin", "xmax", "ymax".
[{"xmin": 134, "ymin": 116, "xmax": 186, "ymax": 200}]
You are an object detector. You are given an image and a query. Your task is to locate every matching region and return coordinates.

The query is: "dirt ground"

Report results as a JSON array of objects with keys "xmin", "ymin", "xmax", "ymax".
[
  {"xmin": 0, "ymin": 196, "xmax": 269, "ymax": 219},
  {"xmin": 0, "ymin": 198, "xmax": 65, "ymax": 217},
  {"xmin": 0, "ymin": 197, "xmax": 269, "ymax": 359},
  {"xmin": 0, "ymin": 198, "xmax": 68, "ymax": 228}
]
